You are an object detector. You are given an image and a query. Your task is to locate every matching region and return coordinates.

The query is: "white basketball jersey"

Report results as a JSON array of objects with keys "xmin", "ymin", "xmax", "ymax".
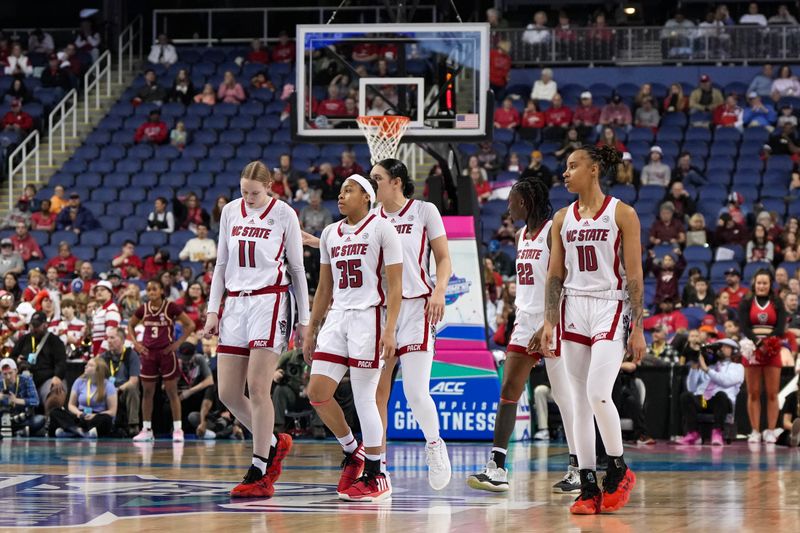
[
  {"xmin": 379, "ymin": 199, "xmax": 447, "ymax": 299},
  {"xmin": 516, "ymin": 220, "xmax": 552, "ymax": 314},
  {"xmin": 218, "ymin": 198, "xmax": 297, "ymax": 292},
  {"xmin": 320, "ymin": 213, "xmax": 403, "ymax": 311},
  {"xmin": 561, "ymin": 196, "xmax": 626, "ymax": 296}
]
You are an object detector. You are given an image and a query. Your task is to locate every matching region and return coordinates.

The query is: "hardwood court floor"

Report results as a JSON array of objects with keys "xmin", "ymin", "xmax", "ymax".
[{"xmin": 1, "ymin": 437, "xmax": 799, "ymax": 532}]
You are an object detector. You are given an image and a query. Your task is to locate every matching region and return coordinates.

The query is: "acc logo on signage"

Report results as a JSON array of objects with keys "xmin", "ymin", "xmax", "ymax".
[
  {"xmin": 444, "ymin": 273, "xmax": 471, "ymax": 305},
  {"xmin": 430, "ymin": 381, "xmax": 466, "ymax": 396}
]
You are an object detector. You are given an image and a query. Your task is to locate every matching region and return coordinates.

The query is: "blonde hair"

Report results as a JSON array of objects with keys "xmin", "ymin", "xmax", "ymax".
[
  {"xmin": 241, "ymin": 161, "xmax": 273, "ymax": 186},
  {"xmin": 86, "ymin": 358, "xmax": 110, "ymax": 405},
  {"xmin": 689, "ymin": 213, "xmax": 706, "ymax": 228}
]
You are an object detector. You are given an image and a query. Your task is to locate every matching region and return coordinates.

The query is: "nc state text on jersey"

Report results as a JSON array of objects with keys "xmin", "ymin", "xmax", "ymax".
[
  {"xmin": 232, "ymin": 226, "xmax": 272, "ymax": 239},
  {"xmin": 565, "ymin": 228, "xmax": 611, "ymax": 243},
  {"xmin": 330, "ymin": 243, "xmax": 369, "ymax": 258}
]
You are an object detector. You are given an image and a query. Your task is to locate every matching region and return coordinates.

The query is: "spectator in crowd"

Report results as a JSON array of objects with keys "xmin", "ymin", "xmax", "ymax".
[
  {"xmin": 748, "ymin": 64, "xmax": 775, "ymax": 100},
  {"xmin": 171, "ymin": 343, "xmax": 214, "ymax": 428},
  {"xmin": 771, "ymin": 65, "xmax": 800, "ymax": 100},
  {"xmin": 684, "ymin": 276, "xmax": 715, "ymax": 312},
  {"xmin": 100, "ymin": 328, "xmax": 140, "ymax": 435},
  {"xmin": 318, "ymin": 162, "xmax": 343, "ymax": 201},
  {"xmin": 178, "ymin": 223, "xmax": 216, "ymax": 262},
  {"xmin": 146, "ymin": 197, "xmax": 175, "ymax": 234},
  {"xmin": 553, "ymin": 127, "xmax": 583, "ymax": 164},
  {"xmin": 635, "ymin": 97, "xmax": 661, "ymax": 130},
  {"xmin": 486, "ymin": 239, "xmax": 514, "ymax": 279},
  {"xmin": 589, "ymin": 12, "xmax": 614, "ymax": 50},
  {"xmin": 470, "ymin": 168, "xmax": 490, "ymax": 204},
  {"xmin": 74, "ymin": 19, "xmax": 101, "ymax": 61},
  {"xmin": 46, "ymin": 242, "xmax": 78, "ymax": 280},
  {"xmin": 493, "ymin": 213, "xmax": 517, "ymax": 245},
  {"xmin": 677, "ymin": 338, "xmax": 744, "ymax": 446},
  {"xmin": 769, "ymin": 122, "xmax": 800, "ymax": 158},
  {"xmin": 366, "ymin": 95, "xmax": 390, "ymax": 116},
  {"xmin": 714, "ymin": 212, "xmax": 747, "ymax": 248},
  {"xmin": 543, "ymin": 92, "xmax": 572, "ymax": 140},
  {"xmin": 1, "ymin": 99, "xmax": 34, "ymax": 141},
  {"xmin": 134, "ymin": 109, "xmax": 168, "ymax": 145},
  {"xmin": 663, "ymin": 181, "xmax": 696, "ymax": 220},
  {"xmin": 246, "ymin": 39, "xmax": 270, "ymax": 64},
  {"xmin": 75, "ymin": 261, "xmax": 98, "ymax": 295},
  {"xmin": 334, "ymin": 151, "xmax": 364, "ymax": 180},
  {"xmin": 142, "ymin": 249, "xmax": 174, "ymax": 280},
  {"xmin": 769, "ymin": 4, "xmax": 799, "ymax": 25},
  {"xmin": 596, "ymin": 125, "xmax": 627, "ymax": 152},
  {"xmin": 271, "ymin": 347, "xmax": 313, "ymax": 433},
  {"xmin": 194, "ymin": 83, "xmax": 216, "ymax": 105},
  {"xmin": 615, "ymin": 151, "xmax": 635, "ymax": 185},
  {"xmin": 494, "ymin": 97, "xmax": 520, "ymax": 130},
  {"xmin": 278, "ymin": 154, "xmax": 302, "ymax": 188},
  {"xmin": 520, "ymin": 149, "xmax": 554, "ymax": 185},
  {"xmin": 522, "ymin": 11, "xmax": 551, "ymax": 47},
  {"xmin": 169, "ymin": 121, "xmax": 186, "ymax": 150},
  {"xmin": 49, "ymin": 185, "xmax": 67, "ymax": 215},
  {"xmin": 646, "ymin": 247, "xmax": 686, "ymax": 304},
  {"xmin": 22, "ymin": 268, "xmax": 44, "ymax": 302},
  {"xmin": 169, "ymin": 70, "xmax": 195, "ymax": 106},
  {"xmin": 713, "ymin": 94, "xmax": 744, "ymax": 130},
  {"xmin": 176, "ymin": 192, "xmax": 210, "ymax": 234},
  {"xmin": 489, "ymin": 40, "xmax": 512, "ymax": 97},
  {"xmin": 294, "ymin": 178, "xmax": 312, "ymax": 203},
  {"xmin": 11, "ymin": 221, "xmax": 42, "ymax": 263},
  {"xmin": 0, "ymin": 357, "xmax": 45, "ymax": 436},
  {"xmin": 486, "ymin": 7, "xmax": 508, "ymax": 30},
  {"xmin": 271, "ymin": 31, "xmax": 295, "ymax": 63},
  {"xmin": 40, "ymin": 54, "xmax": 73, "ymax": 93},
  {"xmin": 599, "ymin": 93, "xmax": 632, "ymax": 129},
  {"xmin": 30, "ymin": 200, "xmax": 56, "ymax": 232},
  {"xmin": 635, "ymin": 83, "xmax": 659, "ymax": 109},
  {"xmin": 615, "ymin": 352, "xmax": 655, "ymax": 444},
  {"xmin": 686, "ymin": 213, "xmax": 710, "ymax": 247},
  {"xmin": 175, "ymin": 282, "xmax": 206, "ymax": 332},
  {"xmin": 778, "ymin": 104, "xmax": 798, "ymax": 129},
  {"xmin": 268, "ymin": 169, "xmax": 292, "ymax": 202},
  {"xmin": 50, "ymin": 357, "xmax": 116, "ymax": 438},
  {"xmin": 776, "ymin": 388, "xmax": 800, "ymax": 447},
  {"xmin": 1, "ymin": 198, "xmax": 31, "ymax": 230},
  {"xmin": 217, "ymin": 71, "xmax": 246, "ymax": 104},
  {"xmin": 133, "ymin": 70, "xmax": 168, "ymax": 106},
  {"xmin": 672, "ymin": 152, "xmax": 707, "ymax": 186},
  {"xmin": 743, "ymin": 92, "xmax": 777, "ymax": 129},
  {"xmin": 721, "ymin": 267, "xmax": 749, "ymax": 308},
  {"xmin": 299, "ymin": 191, "xmax": 333, "ymax": 237},
  {"xmin": 645, "ymin": 324, "xmax": 679, "ymax": 364},
  {"xmin": 209, "ymin": 195, "xmax": 228, "ymax": 233},
  {"xmin": 4, "ymin": 43, "xmax": 33, "ymax": 78},
  {"xmin": 11, "ymin": 311, "xmax": 66, "ymax": 406},
  {"xmin": 663, "ymin": 83, "xmax": 689, "ymax": 113},
  {"xmin": 641, "ymin": 146, "xmax": 672, "ymax": 187},
  {"xmin": 746, "ymin": 224, "xmax": 775, "ymax": 263},
  {"xmin": 739, "ymin": 270, "xmax": 785, "ymax": 443},
  {"xmin": 516, "ymin": 99, "xmax": 545, "ymax": 142},
  {"xmin": 112, "ymin": 241, "xmax": 143, "ymax": 278},
  {"xmin": 572, "ymin": 91, "xmax": 601, "ymax": 135},
  {"xmin": 318, "ymin": 85, "xmax": 346, "ymax": 117},
  {"xmin": 90, "ymin": 281, "xmax": 121, "ymax": 356},
  {"xmin": 643, "ymin": 297, "xmax": 688, "ymax": 335},
  {"xmin": 661, "ymin": 12, "xmax": 695, "ymax": 58},
  {"xmin": 57, "ymin": 298, "xmax": 86, "ymax": 350},
  {"xmin": 117, "ymin": 282, "xmax": 141, "ymax": 322},
  {"xmin": 147, "ymin": 34, "xmax": 178, "ymax": 67},
  {"xmin": 5, "ymin": 79, "xmax": 31, "ymax": 104},
  {"xmin": 60, "ymin": 43, "xmax": 83, "ymax": 77},
  {"xmin": 0, "ymin": 240, "xmax": 24, "ymax": 277},
  {"xmin": 28, "ymin": 28, "xmax": 55, "ymax": 55},
  {"xmin": 649, "ymin": 201, "xmax": 686, "ymax": 247},
  {"xmin": 530, "ymin": 68, "xmax": 557, "ymax": 101},
  {"xmin": 740, "ymin": 2, "xmax": 768, "ymax": 25},
  {"xmin": 477, "ymin": 141, "xmax": 501, "ymax": 176},
  {"xmin": 689, "ymin": 74, "xmax": 724, "ymax": 114}
]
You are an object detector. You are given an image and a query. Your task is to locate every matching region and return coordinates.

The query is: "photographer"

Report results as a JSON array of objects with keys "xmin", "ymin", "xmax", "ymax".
[
  {"xmin": 11, "ymin": 311, "xmax": 66, "ymax": 411},
  {"xmin": 272, "ymin": 347, "xmax": 319, "ymax": 435},
  {"xmin": 676, "ymin": 338, "xmax": 744, "ymax": 446},
  {"xmin": 776, "ymin": 389, "xmax": 800, "ymax": 447},
  {"xmin": 171, "ymin": 342, "xmax": 214, "ymax": 428},
  {"xmin": 1, "ymin": 358, "xmax": 45, "ymax": 437},
  {"xmin": 99, "ymin": 328, "xmax": 140, "ymax": 436}
]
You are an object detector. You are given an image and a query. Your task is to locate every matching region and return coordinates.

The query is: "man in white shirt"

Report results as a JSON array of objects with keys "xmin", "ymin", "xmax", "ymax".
[
  {"xmin": 677, "ymin": 339, "xmax": 744, "ymax": 446},
  {"xmin": 522, "ymin": 11, "xmax": 551, "ymax": 46},
  {"xmin": 179, "ymin": 223, "xmax": 216, "ymax": 262},
  {"xmin": 530, "ymin": 68, "xmax": 557, "ymax": 101},
  {"xmin": 740, "ymin": 2, "xmax": 768, "ymax": 26},
  {"xmin": 148, "ymin": 34, "xmax": 178, "ymax": 67}
]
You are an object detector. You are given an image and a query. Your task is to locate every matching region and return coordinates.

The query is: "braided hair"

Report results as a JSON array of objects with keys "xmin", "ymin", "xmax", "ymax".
[
  {"xmin": 511, "ymin": 177, "xmax": 552, "ymax": 231},
  {"xmin": 578, "ymin": 144, "xmax": 622, "ymax": 179}
]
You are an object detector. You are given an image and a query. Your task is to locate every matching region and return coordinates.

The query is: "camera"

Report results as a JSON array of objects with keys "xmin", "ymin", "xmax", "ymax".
[{"xmin": 699, "ymin": 343, "xmax": 721, "ymax": 365}]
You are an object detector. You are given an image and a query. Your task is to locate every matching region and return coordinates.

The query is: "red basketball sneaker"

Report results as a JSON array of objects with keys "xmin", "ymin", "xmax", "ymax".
[
  {"xmin": 570, "ymin": 487, "xmax": 602, "ymax": 514},
  {"xmin": 231, "ymin": 465, "xmax": 275, "ymax": 498},
  {"xmin": 601, "ymin": 466, "xmax": 636, "ymax": 513},
  {"xmin": 338, "ymin": 472, "xmax": 392, "ymax": 502},
  {"xmin": 265, "ymin": 433, "xmax": 293, "ymax": 485},
  {"xmin": 337, "ymin": 443, "xmax": 365, "ymax": 495}
]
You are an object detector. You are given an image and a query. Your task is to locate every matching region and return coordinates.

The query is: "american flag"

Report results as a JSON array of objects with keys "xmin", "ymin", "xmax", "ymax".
[{"xmin": 455, "ymin": 113, "xmax": 479, "ymax": 129}]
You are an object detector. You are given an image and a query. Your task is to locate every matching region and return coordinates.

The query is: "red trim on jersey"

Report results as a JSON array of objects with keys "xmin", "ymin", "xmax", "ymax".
[
  {"xmin": 592, "ymin": 300, "xmax": 624, "ymax": 345},
  {"xmin": 572, "ymin": 195, "xmax": 612, "ymax": 221},
  {"xmin": 227, "ymin": 284, "xmax": 288, "ymax": 297},
  {"xmin": 526, "ymin": 221, "xmax": 548, "ymax": 241},
  {"xmin": 612, "ymin": 232, "xmax": 623, "ymax": 290},
  {"xmin": 355, "ymin": 214, "xmax": 376, "ymax": 235},
  {"xmin": 376, "ymin": 249, "xmax": 385, "ymax": 306},
  {"xmin": 398, "ymin": 199, "xmax": 414, "ymax": 217},
  {"xmin": 313, "ymin": 351, "xmax": 348, "ymax": 366},
  {"xmin": 560, "ymin": 297, "xmax": 592, "ymax": 346},
  {"xmin": 240, "ymin": 200, "xmax": 247, "ymax": 218},
  {"xmin": 274, "ymin": 236, "xmax": 286, "ymax": 286},
  {"xmin": 218, "ymin": 344, "xmax": 250, "ymax": 356},
  {"xmin": 265, "ymin": 293, "xmax": 282, "ymax": 348},
  {"xmin": 417, "ymin": 227, "xmax": 433, "ymax": 294},
  {"xmin": 259, "ymin": 197, "xmax": 277, "ymax": 220}
]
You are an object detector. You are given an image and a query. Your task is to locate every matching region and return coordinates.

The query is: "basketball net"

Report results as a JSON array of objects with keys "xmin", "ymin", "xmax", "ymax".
[{"xmin": 356, "ymin": 115, "xmax": 410, "ymax": 165}]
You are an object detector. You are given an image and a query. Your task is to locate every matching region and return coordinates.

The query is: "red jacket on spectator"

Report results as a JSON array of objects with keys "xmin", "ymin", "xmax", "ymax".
[
  {"xmin": 134, "ymin": 120, "xmax": 168, "ymax": 144},
  {"xmin": 494, "ymin": 107, "xmax": 520, "ymax": 129},
  {"xmin": 352, "ymin": 43, "xmax": 378, "ymax": 61},
  {"xmin": 334, "ymin": 162, "xmax": 365, "ymax": 180},
  {"xmin": 272, "ymin": 42, "xmax": 295, "ymax": 63},
  {"xmin": 573, "ymin": 105, "xmax": 601, "ymax": 126},
  {"xmin": 11, "ymin": 234, "xmax": 42, "ymax": 262},
  {"xmin": 46, "ymin": 254, "xmax": 78, "ymax": 278},
  {"xmin": 143, "ymin": 257, "xmax": 175, "ymax": 279},
  {"xmin": 2, "ymin": 111, "xmax": 33, "ymax": 132},
  {"xmin": 713, "ymin": 103, "xmax": 742, "ymax": 128},
  {"xmin": 317, "ymin": 98, "xmax": 346, "ymax": 116},
  {"xmin": 31, "ymin": 211, "xmax": 57, "ymax": 231},
  {"xmin": 113, "ymin": 254, "xmax": 143, "ymax": 278},
  {"xmin": 247, "ymin": 49, "xmax": 270, "ymax": 64},
  {"xmin": 649, "ymin": 218, "xmax": 685, "ymax": 245},
  {"xmin": 643, "ymin": 310, "xmax": 688, "ymax": 335},
  {"xmin": 722, "ymin": 286, "xmax": 749, "ymax": 308},
  {"xmin": 489, "ymin": 49, "xmax": 511, "ymax": 88},
  {"xmin": 545, "ymin": 105, "xmax": 573, "ymax": 127},
  {"xmin": 522, "ymin": 110, "xmax": 546, "ymax": 128}
]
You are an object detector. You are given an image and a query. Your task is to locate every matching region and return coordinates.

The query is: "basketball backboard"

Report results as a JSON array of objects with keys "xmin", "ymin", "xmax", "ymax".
[{"xmin": 292, "ymin": 23, "xmax": 492, "ymax": 143}]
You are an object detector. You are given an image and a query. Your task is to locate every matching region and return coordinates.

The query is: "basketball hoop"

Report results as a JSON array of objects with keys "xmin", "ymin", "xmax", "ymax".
[{"xmin": 356, "ymin": 115, "xmax": 410, "ymax": 165}]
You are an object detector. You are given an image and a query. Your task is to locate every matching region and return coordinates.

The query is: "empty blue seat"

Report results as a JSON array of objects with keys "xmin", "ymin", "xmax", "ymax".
[
  {"xmin": 97, "ymin": 216, "xmax": 122, "ymax": 233},
  {"xmin": 95, "ymin": 248, "xmax": 117, "ymax": 263},
  {"xmin": 187, "ymin": 173, "xmax": 214, "ymax": 189},
  {"xmin": 111, "ymin": 131, "xmax": 135, "ymax": 145},
  {"xmin": 685, "ymin": 128, "xmax": 712, "ymax": 143},
  {"xmin": 72, "ymin": 246, "xmax": 96, "ymax": 261},
  {"xmin": 236, "ymin": 144, "xmax": 263, "ymax": 160},
  {"xmin": 760, "ymin": 198, "xmax": 786, "ymax": 216},
  {"xmin": 116, "ymin": 159, "xmax": 142, "ymax": 173},
  {"xmin": 51, "ymin": 231, "xmax": 78, "ymax": 246},
  {"xmin": 114, "ymin": 202, "xmax": 135, "ymax": 218},
  {"xmin": 84, "ymin": 131, "xmax": 112, "ymax": 146},
  {"xmin": 139, "ymin": 232, "xmax": 168, "ymax": 248},
  {"xmin": 75, "ymin": 173, "xmax": 102, "ymax": 188},
  {"xmin": 229, "ymin": 116, "xmax": 255, "ymax": 130},
  {"xmin": 743, "ymin": 261, "xmax": 771, "ymax": 281},
  {"xmin": 779, "ymin": 261, "xmax": 800, "ymax": 277},
  {"xmin": 161, "ymin": 102, "xmax": 185, "ymax": 117},
  {"xmin": 62, "ymin": 160, "xmax": 88, "ymax": 174},
  {"xmin": 192, "ymin": 130, "xmax": 217, "ymax": 145},
  {"xmin": 209, "ymin": 144, "xmax": 236, "ymax": 160},
  {"xmin": 91, "ymin": 189, "xmax": 118, "ymax": 203},
  {"xmin": 661, "ymin": 112, "xmax": 688, "ymax": 128},
  {"xmin": 171, "ymin": 159, "xmax": 197, "ymax": 173},
  {"xmin": 155, "ymin": 145, "xmax": 181, "ymax": 161},
  {"xmin": 684, "ymin": 245, "xmax": 712, "ymax": 263},
  {"xmin": 74, "ymin": 145, "xmax": 100, "ymax": 161},
  {"xmin": 714, "ymin": 128, "xmax": 741, "ymax": 143},
  {"xmin": 83, "ymin": 201, "xmax": 105, "ymax": 216},
  {"xmin": 109, "ymin": 230, "xmax": 137, "ymax": 246},
  {"xmin": 143, "ymin": 159, "xmax": 170, "ymax": 173},
  {"xmin": 104, "ymin": 172, "xmax": 130, "ymax": 189},
  {"xmin": 187, "ymin": 103, "xmax": 213, "ymax": 117},
  {"xmin": 766, "ymin": 155, "xmax": 793, "ymax": 173},
  {"xmin": 204, "ymin": 116, "xmax": 228, "ymax": 130},
  {"xmin": 128, "ymin": 144, "xmax": 154, "ymax": 160},
  {"xmin": 213, "ymin": 103, "xmax": 239, "ymax": 117},
  {"xmin": 609, "ymin": 184, "xmax": 636, "ymax": 204},
  {"xmin": 170, "ymin": 230, "xmax": 195, "ymax": 246},
  {"xmin": 710, "ymin": 260, "xmax": 740, "ymax": 281},
  {"xmin": 79, "ymin": 230, "xmax": 108, "ymax": 247},
  {"xmin": 88, "ymin": 160, "xmax": 115, "ymax": 173},
  {"xmin": 160, "ymin": 173, "xmax": 186, "ymax": 189},
  {"xmin": 198, "ymin": 159, "xmax": 224, "ymax": 172}
]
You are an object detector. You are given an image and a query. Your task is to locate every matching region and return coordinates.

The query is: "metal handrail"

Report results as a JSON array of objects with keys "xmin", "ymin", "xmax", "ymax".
[
  {"xmin": 152, "ymin": 5, "xmax": 437, "ymax": 46},
  {"xmin": 84, "ymin": 50, "xmax": 112, "ymax": 123},
  {"xmin": 47, "ymin": 89, "xmax": 78, "ymax": 166},
  {"xmin": 7, "ymin": 130, "xmax": 40, "ymax": 211},
  {"xmin": 118, "ymin": 15, "xmax": 144, "ymax": 85}
]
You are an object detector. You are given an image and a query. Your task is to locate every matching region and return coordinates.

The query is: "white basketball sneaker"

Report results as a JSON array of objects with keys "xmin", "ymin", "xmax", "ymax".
[
  {"xmin": 467, "ymin": 460, "xmax": 509, "ymax": 492},
  {"xmin": 747, "ymin": 430, "xmax": 762, "ymax": 443},
  {"xmin": 132, "ymin": 428, "xmax": 154, "ymax": 442},
  {"xmin": 425, "ymin": 439, "xmax": 452, "ymax": 490}
]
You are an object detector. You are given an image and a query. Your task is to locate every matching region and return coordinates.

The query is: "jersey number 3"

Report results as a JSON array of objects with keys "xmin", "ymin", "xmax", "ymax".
[
  {"xmin": 238, "ymin": 240, "xmax": 257, "ymax": 268},
  {"xmin": 575, "ymin": 245, "xmax": 598, "ymax": 272},
  {"xmin": 336, "ymin": 259, "xmax": 363, "ymax": 289}
]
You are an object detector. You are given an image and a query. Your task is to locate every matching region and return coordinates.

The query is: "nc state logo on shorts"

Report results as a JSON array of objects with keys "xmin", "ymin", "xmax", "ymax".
[{"xmin": 279, "ymin": 320, "xmax": 287, "ymax": 336}]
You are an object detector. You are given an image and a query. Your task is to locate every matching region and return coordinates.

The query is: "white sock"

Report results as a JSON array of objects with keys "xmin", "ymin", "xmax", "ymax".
[
  {"xmin": 336, "ymin": 431, "xmax": 358, "ymax": 453},
  {"xmin": 173, "ymin": 421, "xmax": 182, "ymax": 431},
  {"xmin": 142, "ymin": 421, "xmax": 152, "ymax": 431},
  {"xmin": 271, "ymin": 434, "xmax": 278, "ymax": 447},
  {"xmin": 252, "ymin": 455, "xmax": 267, "ymax": 475},
  {"xmin": 365, "ymin": 453, "xmax": 381, "ymax": 462},
  {"xmin": 380, "ymin": 452, "xmax": 387, "ymax": 474}
]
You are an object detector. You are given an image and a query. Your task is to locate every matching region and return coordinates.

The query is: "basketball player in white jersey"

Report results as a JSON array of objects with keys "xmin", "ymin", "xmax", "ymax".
[
  {"xmin": 536, "ymin": 145, "xmax": 645, "ymax": 514},
  {"xmin": 203, "ymin": 161, "xmax": 310, "ymax": 498},
  {"xmin": 468, "ymin": 176, "xmax": 580, "ymax": 494},
  {"xmin": 303, "ymin": 175, "xmax": 403, "ymax": 502},
  {"xmin": 370, "ymin": 159, "xmax": 453, "ymax": 490}
]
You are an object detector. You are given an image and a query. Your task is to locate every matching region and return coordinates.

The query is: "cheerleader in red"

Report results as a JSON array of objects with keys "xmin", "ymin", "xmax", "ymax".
[{"xmin": 737, "ymin": 269, "xmax": 786, "ymax": 444}]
